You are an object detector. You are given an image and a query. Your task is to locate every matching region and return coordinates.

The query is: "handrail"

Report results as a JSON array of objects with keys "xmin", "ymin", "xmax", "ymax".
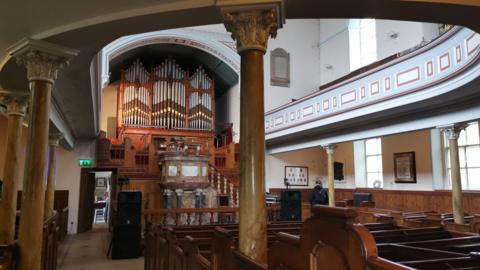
[{"xmin": 265, "ymin": 26, "xmax": 462, "ymax": 116}]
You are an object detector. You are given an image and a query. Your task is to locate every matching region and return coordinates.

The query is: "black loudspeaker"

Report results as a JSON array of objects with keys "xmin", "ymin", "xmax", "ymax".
[
  {"xmin": 280, "ymin": 191, "xmax": 301, "ymax": 221},
  {"xmin": 116, "ymin": 191, "xmax": 142, "ymax": 226},
  {"xmin": 112, "ymin": 191, "xmax": 142, "ymax": 259},
  {"xmin": 353, "ymin": 192, "xmax": 372, "ymax": 207},
  {"xmin": 112, "ymin": 225, "xmax": 141, "ymax": 259}
]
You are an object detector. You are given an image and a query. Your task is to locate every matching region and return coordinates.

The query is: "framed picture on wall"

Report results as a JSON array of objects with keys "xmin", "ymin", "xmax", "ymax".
[
  {"xmin": 394, "ymin": 152, "xmax": 416, "ymax": 183},
  {"xmin": 96, "ymin": 177, "xmax": 107, "ymax": 188},
  {"xmin": 284, "ymin": 166, "xmax": 309, "ymax": 186}
]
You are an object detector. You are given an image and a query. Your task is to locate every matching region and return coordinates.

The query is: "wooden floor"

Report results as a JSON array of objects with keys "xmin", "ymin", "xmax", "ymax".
[{"xmin": 58, "ymin": 224, "xmax": 143, "ymax": 270}]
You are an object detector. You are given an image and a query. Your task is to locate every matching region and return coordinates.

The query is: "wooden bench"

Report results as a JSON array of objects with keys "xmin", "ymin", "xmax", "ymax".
[
  {"xmin": 145, "ymin": 221, "xmax": 302, "ymax": 270},
  {"xmin": 0, "ymin": 245, "xmax": 16, "ymax": 270}
]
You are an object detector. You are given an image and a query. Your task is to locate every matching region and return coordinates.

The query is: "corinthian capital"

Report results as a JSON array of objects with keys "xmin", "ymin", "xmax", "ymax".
[
  {"xmin": 48, "ymin": 133, "xmax": 64, "ymax": 146},
  {"xmin": 0, "ymin": 90, "xmax": 29, "ymax": 117},
  {"xmin": 8, "ymin": 39, "xmax": 78, "ymax": 83},
  {"xmin": 223, "ymin": 8, "xmax": 280, "ymax": 53},
  {"xmin": 439, "ymin": 123, "xmax": 469, "ymax": 140},
  {"xmin": 322, "ymin": 144, "xmax": 336, "ymax": 155}
]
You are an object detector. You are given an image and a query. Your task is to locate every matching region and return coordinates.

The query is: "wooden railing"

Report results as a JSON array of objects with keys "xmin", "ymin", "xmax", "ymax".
[
  {"xmin": 42, "ymin": 213, "xmax": 59, "ymax": 270},
  {"xmin": 209, "ymin": 166, "xmax": 239, "ymax": 207},
  {"xmin": 143, "ymin": 206, "xmax": 281, "ymax": 226},
  {"xmin": 56, "ymin": 207, "xmax": 69, "ymax": 242}
]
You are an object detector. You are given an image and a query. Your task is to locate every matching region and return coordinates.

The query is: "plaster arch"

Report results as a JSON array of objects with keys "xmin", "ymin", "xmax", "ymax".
[{"xmin": 101, "ymin": 28, "xmax": 240, "ymax": 88}]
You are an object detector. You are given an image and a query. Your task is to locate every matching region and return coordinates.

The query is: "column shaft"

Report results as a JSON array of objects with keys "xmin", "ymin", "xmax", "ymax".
[
  {"xmin": 449, "ymin": 138, "xmax": 465, "ymax": 224},
  {"xmin": 327, "ymin": 150, "xmax": 335, "ymax": 206},
  {"xmin": 239, "ymin": 49, "xmax": 267, "ymax": 263},
  {"xmin": 44, "ymin": 144, "xmax": 57, "ymax": 219},
  {"xmin": 18, "ymin": 81, "xmax": 52, "ymax": 270},
  {"xmin": 0, "ymin": 111, "xmax": 24, "ymax": 243}
]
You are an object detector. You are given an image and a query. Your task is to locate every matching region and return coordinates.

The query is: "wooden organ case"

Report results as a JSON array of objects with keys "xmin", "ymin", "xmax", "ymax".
[{"xmin": 116, "ymin": 57, "xmax": 215, "ymax": 152}]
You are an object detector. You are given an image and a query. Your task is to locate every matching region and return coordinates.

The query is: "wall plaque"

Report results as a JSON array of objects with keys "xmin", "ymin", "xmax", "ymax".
[{"xmin": 284, "ymin": 166, "xmax": 308, "ymax": 186}]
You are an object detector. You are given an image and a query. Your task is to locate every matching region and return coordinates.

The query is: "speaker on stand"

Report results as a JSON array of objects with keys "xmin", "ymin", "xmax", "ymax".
[
  {"xmin": 111, "ymin": 191, "xmax": 142, "ymax": 259},
  {"xmin": 280, "ymin": 190, "xmax": 301, "ymax": 221}
]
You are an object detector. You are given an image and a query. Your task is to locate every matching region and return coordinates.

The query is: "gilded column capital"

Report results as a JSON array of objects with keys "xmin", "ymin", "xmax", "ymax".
[
  {"xmin": 439, "ymin": 123, "xmax": 468, "ymax": 140},
  {"xmin": 7, "ymin": 39, "xmax": 78, "ymax": 84},
  {"xmin": 322, "ymin": 144, "xmax": 336, "ymax": 155},
  {"xmin": 223, "ymin": 8, "xmax": 279, "ymax": 53},
  {"xmin": 48, "ymin": 133, "xmax": 64, "ymax": 146},
  {"xmin": 0, "ymin": 90, "xmax": 29, "ymax": 117}
]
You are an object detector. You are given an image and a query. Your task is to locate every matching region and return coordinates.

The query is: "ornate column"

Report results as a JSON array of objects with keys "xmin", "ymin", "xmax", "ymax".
[
  {"xmin": 8, "ymin": 39, "xmax": 77, "ymax": 270},
  {"xmin": 442, "ymin": 124, "xmax": 468, "ymax": 224},
  {"xmin": 323, "ymin": 144, "xmax": 336, "ymax": 207},
  {"xmin": 222, "ymin": 2, "xmax": 283, "ymax": 263},
  {"xmin": 0, "ymin": 90, "xmax": 29, "ymax": 244},
  {"xmin": 44, "ymin": 133, "xmax": 63, "ymax": 219}
]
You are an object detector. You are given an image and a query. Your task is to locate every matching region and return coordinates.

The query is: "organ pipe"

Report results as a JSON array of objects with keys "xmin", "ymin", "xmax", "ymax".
[{"xmin": 120, "ymin": 58, "xmax": 214, "ymax": 131}]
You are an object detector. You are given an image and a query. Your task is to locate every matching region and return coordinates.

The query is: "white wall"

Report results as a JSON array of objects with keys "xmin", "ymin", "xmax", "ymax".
[
  {"xmin": 376, "ymin": 20, "xmax": 439, "ymax": 59},
  {"xmin": 216, "ymin": 83, "xmax": 240, "ymax": 143},
  {"xmin": 265, "ymin": 142, "xmax": 355, "ymax": 191},
  {"xmin": 264, "ymin": 19, "xmax": 321, "ymax": 112},
  {"xmin": 319, "ymin": 19, "xmax": 351, "ymax": 85},
  {"xmin": 56, "ymin": 139, "xmax": 96, "ymax": 234},
  {"xmin": 381, "ymin": 130, "xmax": 434, "ymax": 190}
]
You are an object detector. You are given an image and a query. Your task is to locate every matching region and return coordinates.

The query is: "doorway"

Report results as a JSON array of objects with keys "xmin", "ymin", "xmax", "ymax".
[{"xmin": 77, "ymin": 168, "xmax": 117, "ymax": 233}]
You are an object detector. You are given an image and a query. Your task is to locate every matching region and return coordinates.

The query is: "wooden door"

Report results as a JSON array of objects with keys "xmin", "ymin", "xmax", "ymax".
[{"xmin": 78, "ymin": 169, "xmax": 96, "ymax": 233}]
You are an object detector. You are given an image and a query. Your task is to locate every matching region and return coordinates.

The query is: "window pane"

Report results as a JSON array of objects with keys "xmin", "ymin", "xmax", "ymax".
[
  {"xmin": 366, "ymin": 139, "xmax": 379, "ymax": 155},
  {"xmin": 445, "ymin": 149, "xmax": 450, "ymax": 169},
  {"xmin": 466, "ymin": 123, "xmax": 479, "ymax": 145},
  {"xmin": 466, "ymin": 145, "xmax": 480, "ymax": 167},
  {"xmin": 461, "ymin": 168, "xmax": 467, "ymax": 188},
  {"xmin": 446, "ymin": 149, "xmax": 451, "ymax": 169},
  {"xmin": 367, "ymin": 155, "xmax": 381, "ymax": 173},
  {"xmin": 377, "ymin": 155, "xmax": 383, "ymax": 172},
  {"xmin": 447, "ymin": 169, "xmax": 452, "ymax": 188},
  {"xmin": 467, "ymin": 168, "xmax": 480, "ymax": 189},
  {"xmin": 367, "ymin": 173, "xmax": 382, "ymax": 187},
  {"xmin": 459, "ymin": 147, "xmax": 466, "ymax": 168},
  {"xmin": 458, "ymin": 130, "xmax": 467, "ymax": 146}
]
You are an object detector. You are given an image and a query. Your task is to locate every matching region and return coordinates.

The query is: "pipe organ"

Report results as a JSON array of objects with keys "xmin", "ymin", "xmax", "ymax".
[{"xmin": 118, "ymin": 58, "xmax": 215, "ymax": 131}]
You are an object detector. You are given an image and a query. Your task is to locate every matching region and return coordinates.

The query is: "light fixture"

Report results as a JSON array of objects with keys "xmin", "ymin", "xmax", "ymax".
[
  {"xmin": 387, "ymin": 31, "xmax": 399, "ymax": 39},
  {"xmin": 324, "ymin": 64, "xmax": 333, "ymax": 70}
]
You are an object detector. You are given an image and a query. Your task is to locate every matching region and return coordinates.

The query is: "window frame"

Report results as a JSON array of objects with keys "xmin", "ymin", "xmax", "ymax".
[
  {"xmin": 365, "ymin": 137, "xmax": 383, "ymax": 188},
  {"xmin": 444, "ymin": 122, "xmax": 480, "ymax": 190}
]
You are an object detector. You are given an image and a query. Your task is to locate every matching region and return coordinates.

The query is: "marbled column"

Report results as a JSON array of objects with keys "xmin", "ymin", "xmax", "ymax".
[
  {"xmin": 163, "ymin": 189, "xmax": 172, "ymax": 209},
  {"xmin": 9, "ymin": 39, "xmax": 77, "ymax": 270},
  {"xmin": 323, "ymin": 144, "xmax": 336, "ymax": 207},
  {"xmin": 175, "ymin": 189, "xmax": 183, "ymax": 208},
  {"xmin": 442, "ymin": 124, "xmax": 468, "ymax": 225},
  {"xmin": 44, "ymin": 133, "xmax": 63, "ymax": 220},
  {"xmin": 223, "ymin": 7, "xmax": 280, "ymax": 263},
  {"xmin": 0, "ymin": 91, "xmax": 29, "ymax": 244}
]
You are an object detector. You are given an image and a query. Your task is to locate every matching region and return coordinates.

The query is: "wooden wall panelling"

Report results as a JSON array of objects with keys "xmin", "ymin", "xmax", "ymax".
[{"xmin": 269, "ymin": 188, "xmax": 480, "ymax": 215}]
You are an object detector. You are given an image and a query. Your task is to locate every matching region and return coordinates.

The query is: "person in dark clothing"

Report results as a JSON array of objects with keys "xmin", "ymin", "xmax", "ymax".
[{"xmin": 309, "ymin": 181, "xmax": 329, "ymax": 205}]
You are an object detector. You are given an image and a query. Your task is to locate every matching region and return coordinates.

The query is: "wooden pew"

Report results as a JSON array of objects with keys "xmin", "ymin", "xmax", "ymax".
[
  {"xmin": 211, "ymin": 227, "xmax": 267, "ymax": 270},
  {"xmin": 145, "ymin": 221, "xmax": 302, "ymax": 270},
  {"xmin": 0, "ymin": 245, "xmax": 16, "ymax": 270},
  {"xmin": 268, "ymin": 205, "xmax": 378, "ymax": 270}
]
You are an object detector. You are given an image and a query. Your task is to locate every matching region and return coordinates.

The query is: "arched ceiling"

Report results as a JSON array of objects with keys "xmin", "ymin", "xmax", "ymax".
[{"xmin": 1, "ymin": 0, "xmax": 480, "ymax": 143}]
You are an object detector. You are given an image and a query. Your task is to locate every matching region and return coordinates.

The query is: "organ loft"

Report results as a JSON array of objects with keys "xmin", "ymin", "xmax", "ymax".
[{"xmin": 97, "ymin": 56, "xmax": 239, "ymax": 217}]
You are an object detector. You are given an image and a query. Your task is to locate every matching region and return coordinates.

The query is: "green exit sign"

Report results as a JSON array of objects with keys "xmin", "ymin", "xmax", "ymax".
[{"xmin": 78, "ymin": 159, "xmax": 93, "ymax": 167}]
